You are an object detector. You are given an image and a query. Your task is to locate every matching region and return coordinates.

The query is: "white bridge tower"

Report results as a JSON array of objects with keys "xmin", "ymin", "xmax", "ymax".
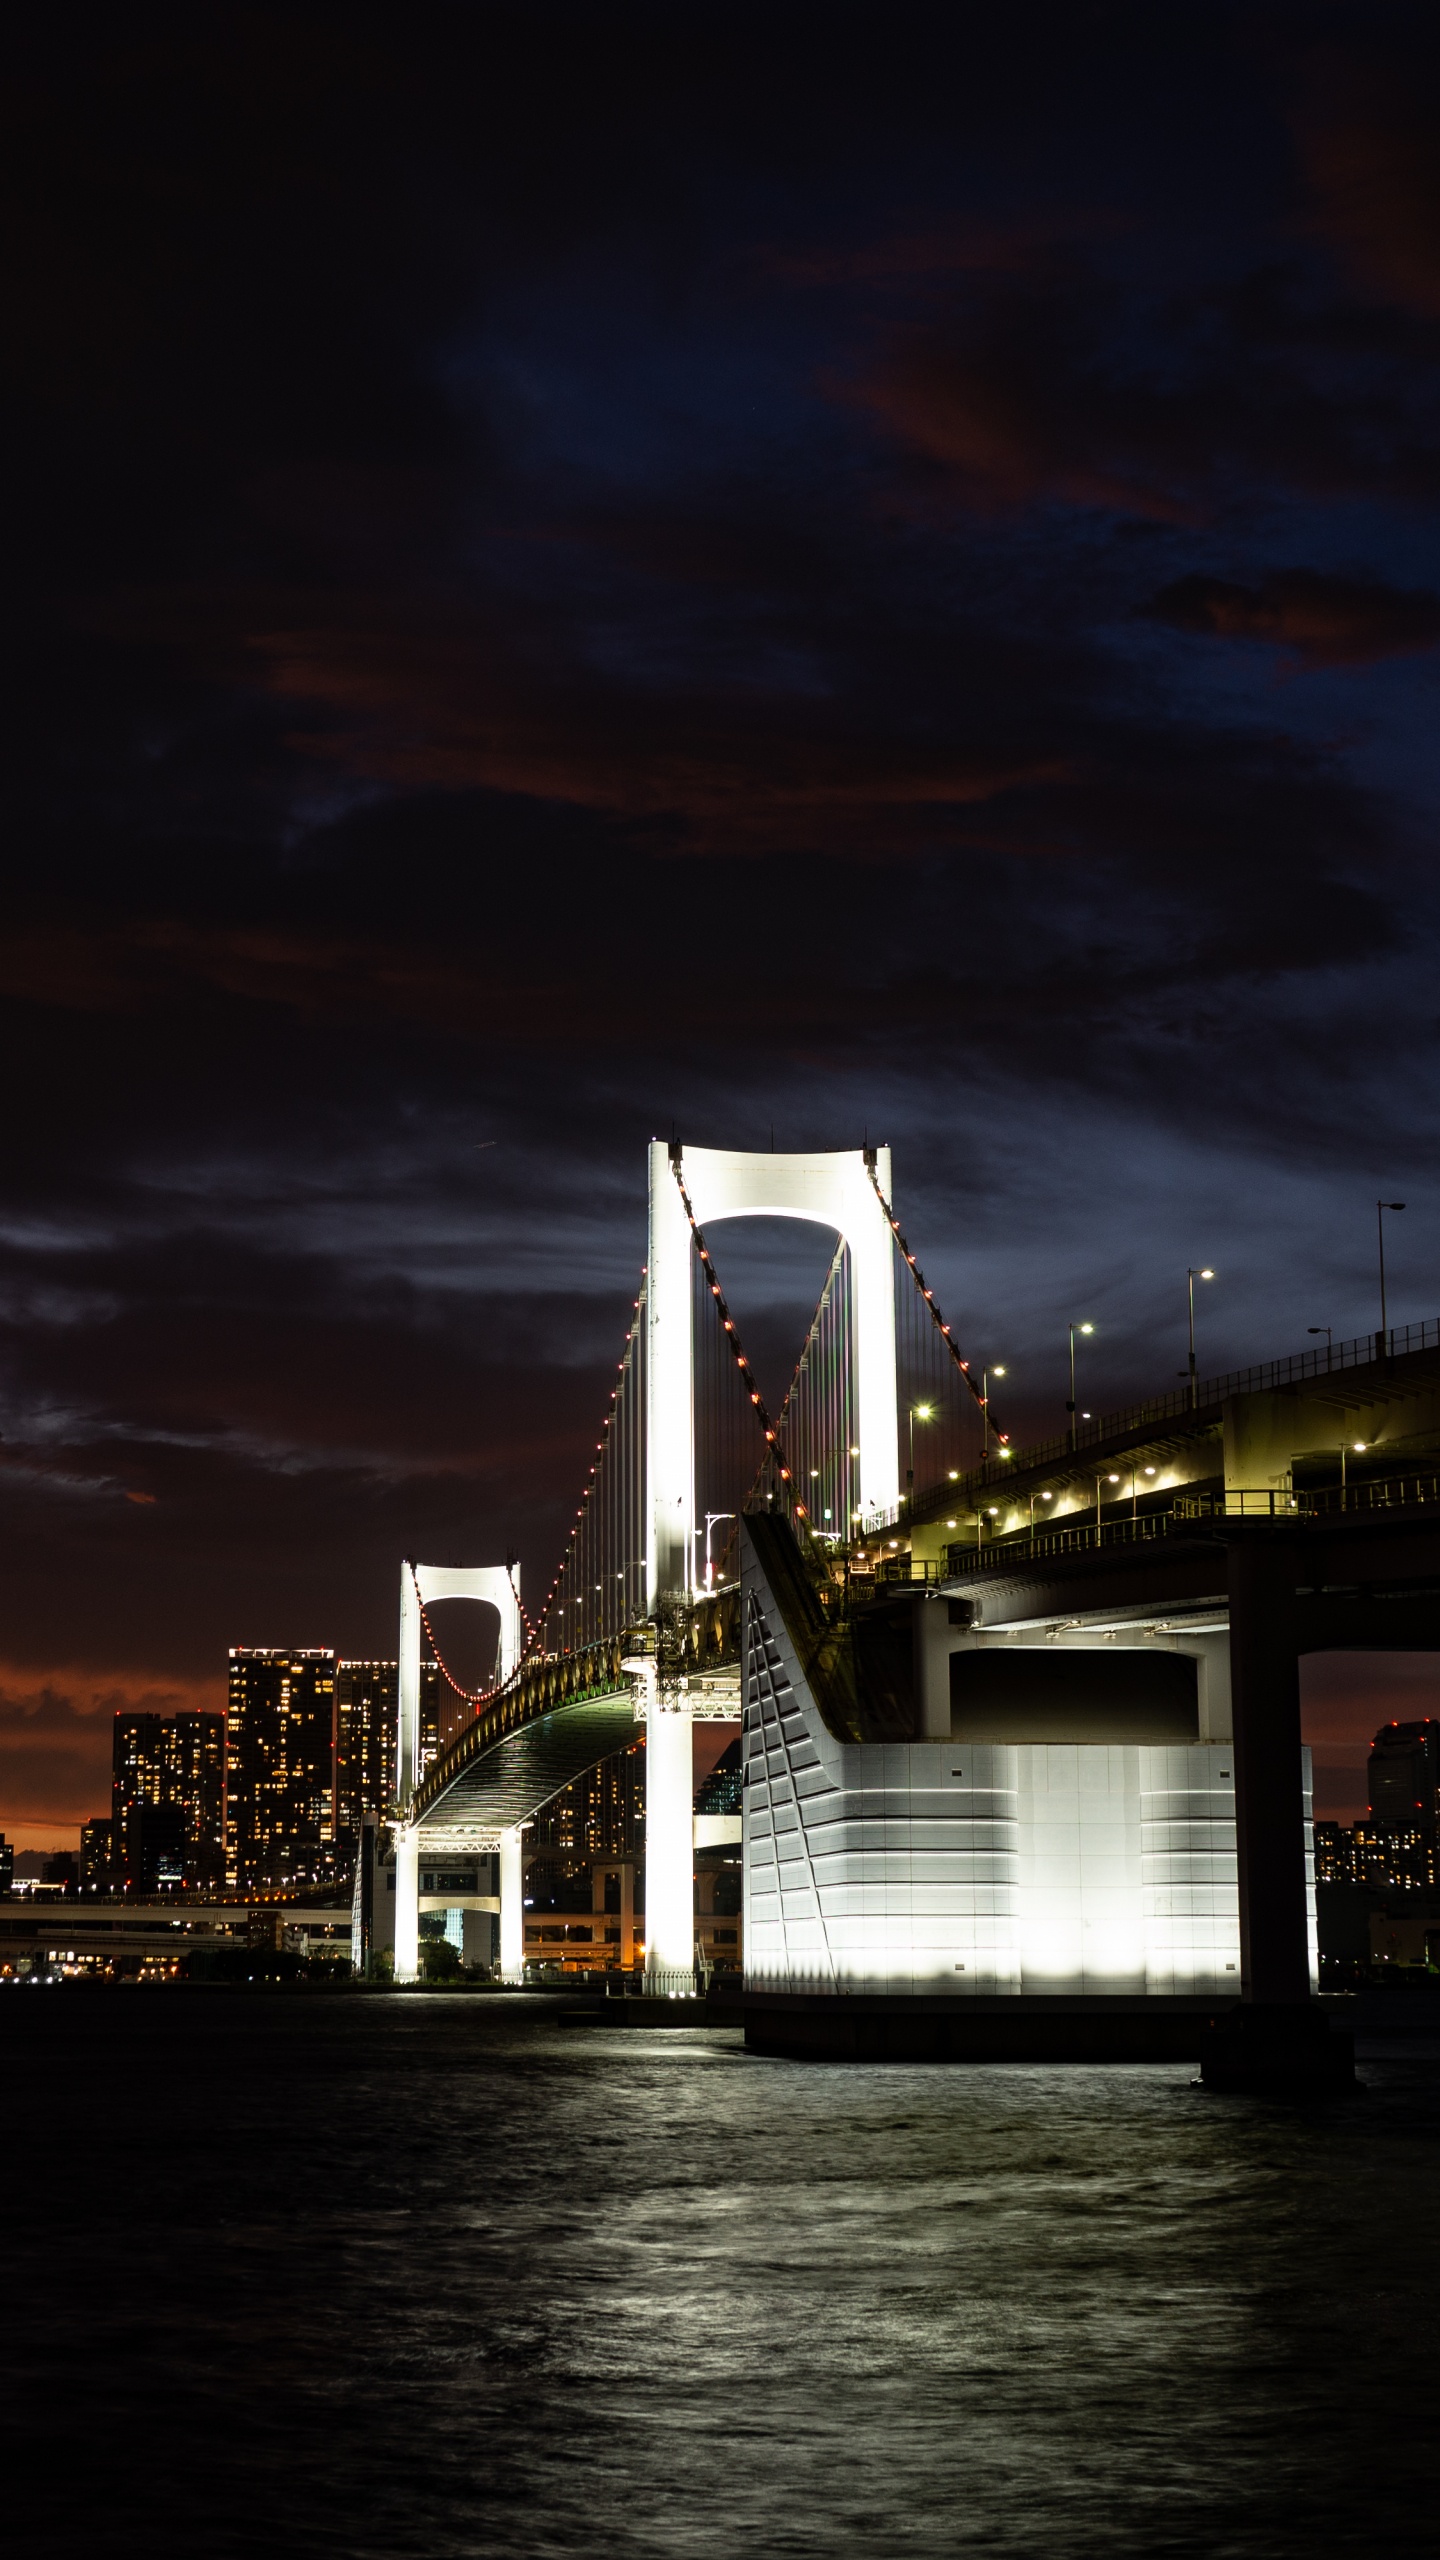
[
  {"xmin": 642, "ymin": 1140, "xmax": 900, "ymax": 1987},
  {"xmin": 393, "ymin": 1561, "xmax": 523, "ymax": 1985}
]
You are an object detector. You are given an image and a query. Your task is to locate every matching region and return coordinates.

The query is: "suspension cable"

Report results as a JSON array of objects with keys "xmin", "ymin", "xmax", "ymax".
[{"xmin": 865, "ymin": 1159, "xmax": 1007, "ymax": 1450}]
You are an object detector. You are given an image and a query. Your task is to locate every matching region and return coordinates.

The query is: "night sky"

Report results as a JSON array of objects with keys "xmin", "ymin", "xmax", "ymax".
[{"xmin": 7, "ymin": 4, "xmax": 1440, "ymax": 1845}]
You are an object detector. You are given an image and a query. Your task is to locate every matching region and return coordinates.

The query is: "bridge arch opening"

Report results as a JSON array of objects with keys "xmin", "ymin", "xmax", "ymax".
[{"xmin": 647, "ymin": 1140, "xmax": 899, "ymax": 1606}]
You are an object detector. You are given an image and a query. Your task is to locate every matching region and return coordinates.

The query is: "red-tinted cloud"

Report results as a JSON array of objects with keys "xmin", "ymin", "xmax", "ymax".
[
  {"xmin": 0, "ymin": 1662, "xmax": 226, "ymax": 1838},
  {"xmin": 1302, "ymin": 65, "xmax": 1440, "ymax": 318},
  {"xmin": 1146, "ymin": 568, "xmax": 1440, "ymax": 666}
]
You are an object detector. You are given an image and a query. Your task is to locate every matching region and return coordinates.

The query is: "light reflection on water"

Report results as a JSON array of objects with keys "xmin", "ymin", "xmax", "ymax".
[{"xmin": 2, "ymin": 1994, "xmax": 1437, "ymax": 2557}]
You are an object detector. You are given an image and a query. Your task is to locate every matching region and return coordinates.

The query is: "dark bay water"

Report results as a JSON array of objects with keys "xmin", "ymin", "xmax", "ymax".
[{"xmin": 3, "ymin": 1993, "xmax": 1438, "ymax": 2558}]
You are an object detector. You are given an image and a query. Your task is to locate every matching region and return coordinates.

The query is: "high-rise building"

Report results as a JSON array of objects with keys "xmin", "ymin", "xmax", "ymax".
[
  {"xmin": 112, "ymin": 1714, "xmax": 226, "ymax": 1894},
  {"xmin": 333, "ymin": 1658, "xmax": 445, "ymax": 1843},
  {"xmin": 1361, "ymin": 1717, "xmax": 1440, "ymax": 1889},
  {"xmin": 1368, "ymin": 1718, "xmax": 1440, "ymax": 1822},
  {"xmin": 226, "ymin": 1649, "xmax": 336, "ymax": 1892},
  {"xmin": 0, "ymin": 1834, "xmax": 12, "ymax": 1897},
  {"xmin": 79, "ymin": 1817, "xmax": 114, "ymax": 1894},
  {"xmin": 529, "ymin": 1744, "xmax": 645, "ymax": 1864}
]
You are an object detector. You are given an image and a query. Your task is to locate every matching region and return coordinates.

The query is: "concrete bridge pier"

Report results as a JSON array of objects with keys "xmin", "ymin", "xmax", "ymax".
[
  {"xmin": 645, "ymin": 1699, "xmax": 696, "ymax": 1995},
  {"xmin": 393, "ymin": 1826, "xmax": 420, "ymax": 1984},
  {"xmin": 498, "ymin": 1826, "xmax": 525, "ymax": 1982},
  {"xmin": 1201, "ymin": 1532, "xmax": 1352, "ymax": 2091}
]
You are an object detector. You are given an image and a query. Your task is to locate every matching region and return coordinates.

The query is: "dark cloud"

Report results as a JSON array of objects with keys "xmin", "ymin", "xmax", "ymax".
[{"xmin": 1145, "ymin": 568, "xmax": 1440, "ymax": 664}]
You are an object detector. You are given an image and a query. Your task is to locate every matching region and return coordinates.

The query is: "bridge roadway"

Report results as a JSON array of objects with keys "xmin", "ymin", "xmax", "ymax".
[{"xmin": 410, "ymin": 1585, "xmax": 740, "ymax": 1839}]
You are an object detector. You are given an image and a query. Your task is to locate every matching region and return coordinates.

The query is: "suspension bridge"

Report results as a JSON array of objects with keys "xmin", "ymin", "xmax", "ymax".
[
  {"xmin": 384, "ymin": 1139, "xmax": 997, "ymax": 1987},
  {"xmin": 377, "ymin": 1137, "xmax": 1440, "ymax": 2085}
]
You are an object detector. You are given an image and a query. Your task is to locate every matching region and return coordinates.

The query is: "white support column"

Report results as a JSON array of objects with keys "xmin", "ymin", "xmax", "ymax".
[
  {"xmin": 397, "ymin": 1562, "xmax": 421, "ymax": 1806},
  {"xmin": 645, "ymin": 1700, "xmax": 696, "ymax": 1993},
  {"xmin": 647, "ymin": 1138, "xmax": 695, "ymax": 1611},
  {"xmin": 846, "ymin": 1146, "xmax": 900, "ymax": 1522},
  {"xmin": 393, "ymin": 1826, "xmax": 420, "ymax": 1983},
  {"xmin": 498, "ymin": 1826, "xmax": 525, "ymax": 1982}
]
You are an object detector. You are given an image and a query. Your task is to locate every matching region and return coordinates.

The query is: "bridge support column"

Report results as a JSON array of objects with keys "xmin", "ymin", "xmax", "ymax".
[
  {"xmin": 393, "ymin": 1826, "xmax": 420, "ymax": 1984},
  {"xmin": 645, "ymin": 1702, "xmax": 695, "ymax": 1994},
  {"xmin": 1226, "ymin": 1534, "xmax": 1308, "ymax": 2005},
  {"xmin": 913, "ymin": 1594, "xmax": 956, "ymax": 1738},
  {"xmin": 498, "ymin": 1827, "xmax": 524, "ymax": 1983},
  {"xmin": 1201, "ymin": 1533, "xmax": 1351, "ymax": 2090}
]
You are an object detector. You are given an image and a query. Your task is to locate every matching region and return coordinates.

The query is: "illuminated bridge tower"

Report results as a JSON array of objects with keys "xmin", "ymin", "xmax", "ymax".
[
  {"xmin": 393, "ymin": 1563, "xmax": 523, "ymax": 1984},
  {"xmin": 643, "ymin": 1141, "xmax": 901, "ymax": 1987}
]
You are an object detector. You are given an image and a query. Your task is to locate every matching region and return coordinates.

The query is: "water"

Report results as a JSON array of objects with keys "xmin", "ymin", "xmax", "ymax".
[{"xmin": 3, "ymin": 1994, "xmax": 1437, "ymax": 2557}]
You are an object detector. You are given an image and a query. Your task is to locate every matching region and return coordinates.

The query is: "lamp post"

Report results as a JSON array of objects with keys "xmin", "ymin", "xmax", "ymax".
[
  {"xmin": 1187, "ymin": 1268, "xmax": 1214, "ymax": 1409},
  {"xmin": 1028, "ymin": 1489, "xmax": 1055, "ymax": 1530},
  {"xmin": 981, "ymin": 1364, "xmax": 1006, "ymax": 1462},
  {"xmin": 1095, "ymin": 1471, "xmax": 1121, "ymax": 1529},
  {"xmin": 1377, "ymin": 1200, "xmax": 1405, "ymax": 1358},
  {"xmin": 1067, "ymin": 1323, "xmax": 1094, "ymax": 1452},
  {"xmin": 702, "ymin": 1511, "xmax": 735, "ymax": 1592},
  {"xmin": 1307, "ymin": 1325, "xmax": 1333, "ymax": 1374}
]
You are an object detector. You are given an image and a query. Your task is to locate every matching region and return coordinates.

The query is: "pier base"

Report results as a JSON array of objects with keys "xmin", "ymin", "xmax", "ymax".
[
  {"xmin": 743, "ymin": 1993, "xmax": 1230, "ymax": 2064},
  {"xmin": 1197, "ymin": 2002, "xmax": 1355, "ymax": 2094}
]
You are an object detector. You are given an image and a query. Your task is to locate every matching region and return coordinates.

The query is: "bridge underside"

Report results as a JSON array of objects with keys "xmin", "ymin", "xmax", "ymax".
[{"xmin": 417, "ymin": 1692, "xmax": 640, "ymax": 1846}]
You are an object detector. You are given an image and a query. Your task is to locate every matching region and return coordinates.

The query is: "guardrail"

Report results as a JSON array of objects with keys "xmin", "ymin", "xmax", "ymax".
[
  {"xmin": 943, "ymin": 1469, "xmax": 1440, "ymax": 1577},
  {"xmin": 1307, "ymin": 1474, "xmax": 1440, "ymax": 1519},
  {"xmin": 945, "ymin": 1511, "xmax": 1181, "ymax": 1578},
  {"xmin": 926, "ymin": 1317, "xmax": 1440, "ymax": 1505}
]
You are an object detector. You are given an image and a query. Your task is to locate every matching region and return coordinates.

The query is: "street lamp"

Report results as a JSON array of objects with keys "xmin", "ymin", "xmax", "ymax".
[
  {"xmin": 1377, "ymin": 1200, "xmax": 1405, "ymax": 1357},
  {"xmin": 1307, "ymin": 1325, "xmax": 1333, "ymax": 1374},
  {"xmin": 981, "ymin": 1364, "xmax": 1006, "ymax": 1462},
  {"xmin": 1095, "ymin": 1470, "xmax": 1121, "ymax": 1529},
  {"xmin": 701, "ymin": 1511, "xmax": 735, "ymax": 1592},
  {"xmin": 1068, "ymin": 1324, "xmax": 1094, "ymax": 1451},
  {"xmin": 1028, "ymin": 1488, "xmax": 1055, "ymax": 1530},
  {"xmin": 1187, "ymin": 1268, "xmax": 1215, "ymax": 1408}
]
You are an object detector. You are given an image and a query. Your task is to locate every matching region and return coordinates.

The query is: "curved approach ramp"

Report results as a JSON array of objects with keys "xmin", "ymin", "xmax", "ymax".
[
  {"xmin": 408, "ymin": 1590, "xmax": 741, "ymax": 1843},
  {"xmin": 415, "ymin": 1690, "xmax": 640, "ymax": 1842}
]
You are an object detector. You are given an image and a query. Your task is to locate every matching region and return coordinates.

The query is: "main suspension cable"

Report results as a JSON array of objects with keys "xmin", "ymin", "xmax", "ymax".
[{"xmin": 865, "ymin": 1159, "xmax": 1007, "ymax": 1452}]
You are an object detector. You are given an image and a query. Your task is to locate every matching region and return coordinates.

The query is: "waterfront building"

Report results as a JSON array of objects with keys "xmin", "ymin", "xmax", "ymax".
[
  {"xmin": 1313, "ymin": 1820, "xmax": 1356, "ymax": 1886},
  {"xmin": 334, "ymin": 1657, "xmax": 443, "ymax": 1842},
  {"xmin": 530, "ymin": 1742, "xmax": 646, "ymax": 1864},
  {"xmin": 0, "ymin": 1834, "xmax": 12, "ymax": 1896},
  {"xmin": 226, "ymin": 1649, "xmax": 336, "ymax": 1891},
  {"xmin": 79, "ymin": 1816, "xmax": 115, "ymax": 1893},
  {"xmin": 1362, "ymin": 1718, "xmax": 1440, "ymax": 1887},
  {"xmin": 113, "ymin": 1712, "xmax": 226, "ymax": 1894}
]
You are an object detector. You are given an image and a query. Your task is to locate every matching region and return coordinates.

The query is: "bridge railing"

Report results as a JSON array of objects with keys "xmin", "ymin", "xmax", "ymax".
[
  {"xmin": 945, "ymin": 1511, "xmax": 1180, "ymax": 1577},
  {"xmin": 921, "ymin": 1317, "xmax": 1440, "ymax": 1507},
  {"xmin": 943, "ymin": 1469, "xmax": 1440, "ymax": 1578},
  {"xmin": 1306, "ymin": 1473, "xmax": 1440, "ymax": 1519}
]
